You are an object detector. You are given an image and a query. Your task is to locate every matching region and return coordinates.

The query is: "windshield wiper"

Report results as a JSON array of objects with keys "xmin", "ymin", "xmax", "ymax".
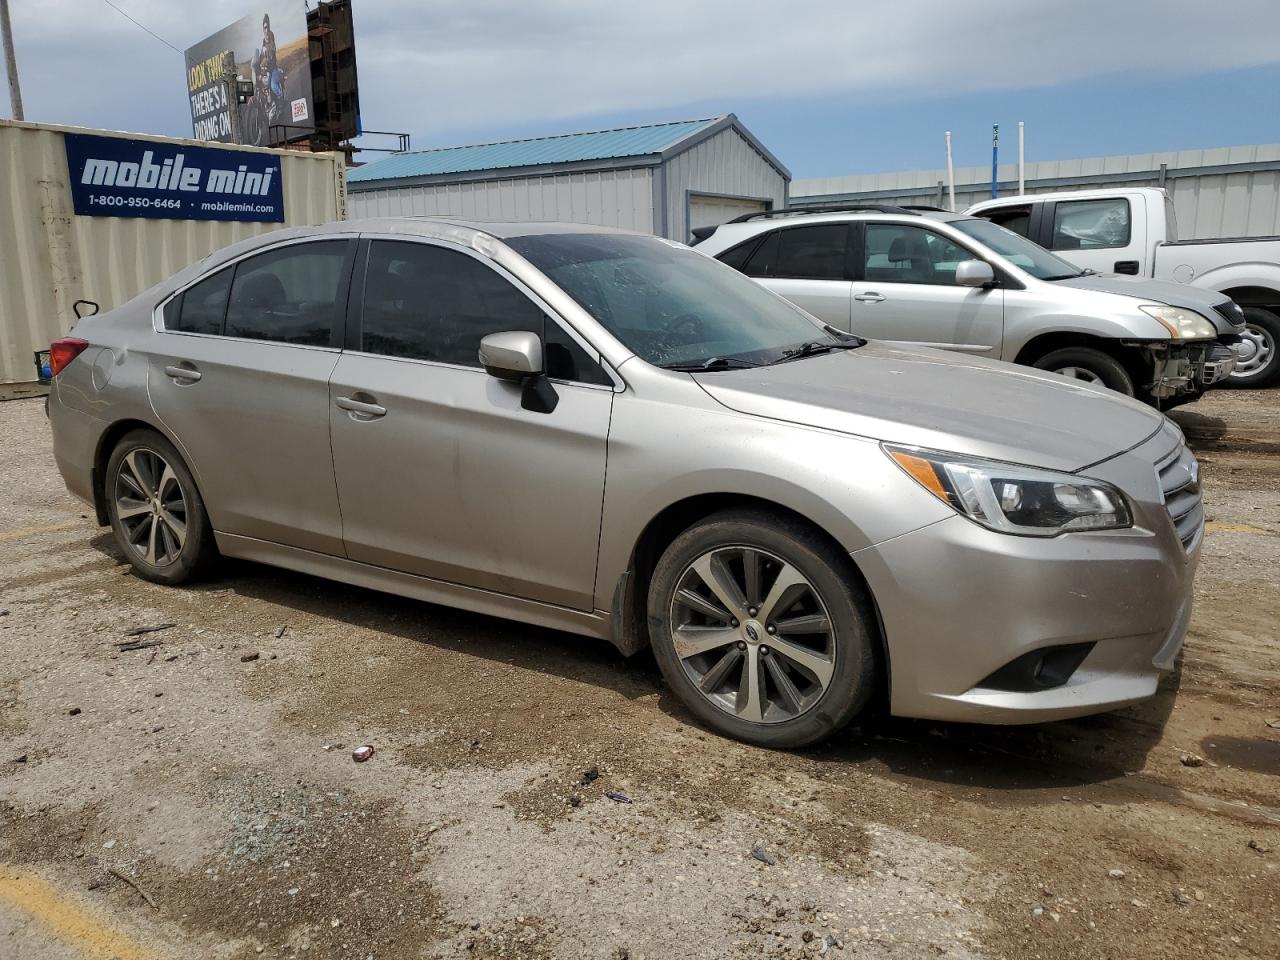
[
  {"xmin": 771, "ymin": 338, "xmax": 865, "ymax": 364},
  {"xmin": 1043, "ymin": 270, "xmax": 1092, "ymax": 281},
  {"xmin": 660, "ymin": 356, "xmax": 760, "ymax": 372}
]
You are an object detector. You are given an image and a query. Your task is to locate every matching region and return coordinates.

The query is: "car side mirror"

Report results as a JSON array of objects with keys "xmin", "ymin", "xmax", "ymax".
[
  {"xmin": 479, "ymin": 331, "xmax": 543, "ymax": 381},
  {"xmin": 956, "ymin": 260, "xmax": 996, "ymax": 287},
  {"xmin": 479, "ymin": 330, "xmax": 558, "ymax": 414}
]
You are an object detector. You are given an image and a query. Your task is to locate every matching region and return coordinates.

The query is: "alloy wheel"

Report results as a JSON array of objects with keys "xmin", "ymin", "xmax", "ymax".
[
  {"xmin": 114, "ymin": 448, "xmax": 188, "ymax": 567},
  {"xmin": 1231, "ymin": 322, "xmax": 1275, "ymax": 380},
  {"xmin": 1052, "ymin": 365, "xmax": 1103, "ymax": 384},
  {"xmin": 668, "ymin": 545, "xmax": 835, "ymax": 724}
]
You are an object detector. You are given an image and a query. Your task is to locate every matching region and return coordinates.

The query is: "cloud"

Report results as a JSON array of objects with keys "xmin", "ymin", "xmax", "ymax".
[{"xmin": 8, "ymin": 0, "xmax": 1280, "ymax": 148}]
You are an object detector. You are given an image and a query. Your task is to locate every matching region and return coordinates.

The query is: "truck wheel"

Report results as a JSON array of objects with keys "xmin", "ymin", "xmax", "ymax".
[
  {"xmin": 1032, "ymin": 347, "xmax": 1135, "ymax": 396},
  {"xmin": 647, "ymin": 508, "xmax": 878, "ymax": 749},
  {"xmin": 1225, "ymin": 307, "xmax": 1280, "ymax": 388}
]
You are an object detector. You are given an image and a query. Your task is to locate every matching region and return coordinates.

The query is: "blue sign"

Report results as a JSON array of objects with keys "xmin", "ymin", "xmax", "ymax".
[{"xmin": 63, "ymin": 133, "xmax": 285, "ymax": 223}]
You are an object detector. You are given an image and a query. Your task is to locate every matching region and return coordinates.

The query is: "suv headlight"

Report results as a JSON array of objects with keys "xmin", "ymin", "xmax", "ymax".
[
  {"xmin": 1139, "ymin": 304, "xmax": 1216, "ymax": 339},
  {"xmin": 885, "ymin": 445, "xmax": 1132, "ymax": 536}
]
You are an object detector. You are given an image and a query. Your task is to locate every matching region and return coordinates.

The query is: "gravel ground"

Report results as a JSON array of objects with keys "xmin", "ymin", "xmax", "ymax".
[{"xmin": 1, "ymin": 390, "xmax": 1277, "ymax": 960}]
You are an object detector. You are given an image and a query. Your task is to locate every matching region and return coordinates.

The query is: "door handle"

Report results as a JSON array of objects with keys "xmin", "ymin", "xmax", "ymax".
[
  {"xmin": 163, "ymin": 364, "xmax": 201, "ymax": 383},
  {"xmin": 1113, "ymin": 260, "xmax": 1140, "ymax": 275},
  {"xmin": 854, "ymin": 292, "xmax": 886, "ymax": 303},
  {"xmin": 335, "ymin": 395, "xmax": 387, "ymax": 420}
]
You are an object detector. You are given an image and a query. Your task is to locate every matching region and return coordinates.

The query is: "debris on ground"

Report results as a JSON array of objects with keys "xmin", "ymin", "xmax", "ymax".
[
  {"xmin": 1248, "ymin": 839, "xmax": 1271, "ymax": 854},
  {"xmin": 68, "ymin": 707, "xmax": 81, "ymax": 716},
  {"xmin": 1108, "ymin": 869, "xmax": 1126, "ymax": 879},
  {"xmin": 116, "ymin": 639, "xmax": 163, "ymax": 653},
  {"xmin": 274, "ymin": 625, "xmax": 288, "ymax": 638},
  {"xmin": 240, "ymin": 652, "xmax": 260, "ymax": 663},
  {"xmin": 124, "ymin": 623, "xmax": 176, "ymax": 637},
  {"xmin": 352, "ymin": 745, "xmax": 375, "ymax": 763},
  {"xmin": 108, "ymin": 867, "xmax": 158, "ymax": 910},
  {"xmin": 568, "ymin": 795, "xmax": 581, "ymax": 807},
  {"xmin": 1266, "ymin": 718, "xmax": 1280, "ymax": 729},
  {"xmin": 1172, "ymin": 888, "xmax": 1192, "ymax": 905},
  {"xmin": 579, "ymin": 766, "xmax": 599, "ymax": 786},
  {"xmin": 1179, "ymin": 753, "xmax": 1205, "ymax": 767},
  {"xmin": 751, "ymin": 846, "xmax": 777, "ymax": 866},
  {"xmin": 604, "ymin": 790, "xmax": 632, "ymax": 804}
]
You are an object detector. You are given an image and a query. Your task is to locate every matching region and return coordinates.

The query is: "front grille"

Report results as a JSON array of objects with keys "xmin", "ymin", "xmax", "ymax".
[
  {"xmin": 1154, "ymin": 429, "xmax": 1203, "ymax": 553},
  {"xmin": 1214, "ymin": 300, "xmax": 1246, "ymax": 329}
]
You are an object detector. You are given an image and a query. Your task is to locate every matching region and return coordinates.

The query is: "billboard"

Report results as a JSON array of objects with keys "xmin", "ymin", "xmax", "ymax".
[
  {"xmin": 184, "ymin": 2, "xmax": 314, "ymax": 147},
  {"xmin": 64, "ymin": 133, "xmax": 285, "ymax": 223}
]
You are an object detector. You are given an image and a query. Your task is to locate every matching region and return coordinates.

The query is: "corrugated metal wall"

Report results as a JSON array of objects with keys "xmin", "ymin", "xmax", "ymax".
[
  {"xmin": 792, "ymin": 144, "xmax": 1280, "ymax": 240},
  {"xmin": 0, "ymin": 120, "xmax": 345, "ymax": 389},
  {"xmin": 347, "ymin": 167, "xmax": 656, "ymax": 233},
  {"xmin": 663, "ymin": 128, "xmax": 788, "ymax": 242}
]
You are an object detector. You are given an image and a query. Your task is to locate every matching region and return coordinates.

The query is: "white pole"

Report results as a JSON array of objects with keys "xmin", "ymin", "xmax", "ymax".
[
  {"xmin": 0, "ymin": 0, "xmax": 23, "ymax": 121},
  {"xmin": 1018, "ymin": 121, "xmax": 1025, "ymax": 195},
  {"xmin": 945, "ymin": 130, "xmax": 956, "ymax": 212}
]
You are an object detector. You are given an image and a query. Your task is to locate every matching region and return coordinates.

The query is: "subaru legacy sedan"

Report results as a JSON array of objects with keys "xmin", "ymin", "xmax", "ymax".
[{"xmin": 46, "ymin": 219, "xmax": 1200, "ymax": 748}]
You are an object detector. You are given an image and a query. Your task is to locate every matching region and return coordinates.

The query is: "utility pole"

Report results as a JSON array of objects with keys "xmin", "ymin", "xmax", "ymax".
[
  {"xmin": 990, "ymin": 124, "xmax": 999, "ymax": 199},
  {"xmin": 0, "ymin": 0, "xmax": 24, "ymax": 120}
]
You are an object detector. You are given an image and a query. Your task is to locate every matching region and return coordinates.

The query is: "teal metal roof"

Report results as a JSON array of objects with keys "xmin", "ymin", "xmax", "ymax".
[{"xmin": 348, "ymin": 117, "xmax": 724, "ymax": 184}]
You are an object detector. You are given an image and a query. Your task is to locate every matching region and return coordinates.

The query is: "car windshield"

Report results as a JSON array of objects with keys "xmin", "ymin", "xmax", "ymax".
[
  {"xmin": 950, "ymin": 217, "xmax": 1086, "ymax": 281},
  {"xmin": 506, "ymin": 232, "xmax": 841, "ymax": 368}
]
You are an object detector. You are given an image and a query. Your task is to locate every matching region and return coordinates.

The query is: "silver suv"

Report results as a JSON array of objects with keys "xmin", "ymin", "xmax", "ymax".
[
  {"xmin": 48, "ymin": 219, "xmax": 1200, "ymax": 748},
  {"xmin": 694, "ymin": 205, "xmax": 1242, "ymax": 405}
]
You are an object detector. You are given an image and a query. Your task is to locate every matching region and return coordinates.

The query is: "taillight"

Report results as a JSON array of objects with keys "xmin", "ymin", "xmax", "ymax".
[{"xmin": 49, "ymin": 337, "xmax": 90, "ymax": 377}]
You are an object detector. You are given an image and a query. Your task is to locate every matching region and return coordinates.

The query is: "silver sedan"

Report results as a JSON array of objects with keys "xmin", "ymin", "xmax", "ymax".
[{"xmin": 46, "ymin": 219, "xmax": 1201, "ymax": 747}]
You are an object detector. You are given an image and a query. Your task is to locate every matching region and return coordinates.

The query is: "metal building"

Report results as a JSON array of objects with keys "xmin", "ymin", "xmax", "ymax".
[
  {"xmin": 346, "ymin": 115, "xmax": 790, "ymax": 242},
  {"xmin": 792, "ymin": 144, "xmax": 1280, "ymax": 240}
]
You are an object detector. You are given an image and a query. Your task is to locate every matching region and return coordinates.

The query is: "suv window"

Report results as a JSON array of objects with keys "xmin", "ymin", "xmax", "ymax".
[
  {"xmin": 863, "ymin": 224, "xmax": 971, "ymax": 286},
  {"xmin": 1050, "ymin": 198, "xmax": 1131, "ymax": 250},
  {"xmin": 362, "ymin": 240, "xmax": 609, "ymax": 383},
  {"xmin": 732, "ymin": 225, "xmax": 848, "ymax": 280},
  {"xmin": 224, "ymin": 241, "xmax": 350, "ymax": 346},
  {"xmin": 166, "ymin": 267, "xmax": 232, "ymax": 335},
  {"xmin": 982, "ymin": 205, "xmax": 1032, "ymax": 238}
]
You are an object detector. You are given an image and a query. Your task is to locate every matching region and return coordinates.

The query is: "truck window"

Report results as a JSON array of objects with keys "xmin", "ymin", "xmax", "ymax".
[
  {"xmin": 1051, "ymin": 198, "xmax": 1131, "ymax": 251},
  {"xmin": 983, "ymin": 205, "xmax": 1032, "ymax": 239}
]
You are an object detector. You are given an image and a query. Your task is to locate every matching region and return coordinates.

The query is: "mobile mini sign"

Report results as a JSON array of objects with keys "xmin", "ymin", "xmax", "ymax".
[{"xmin": 63, "ymin": 133, "xmax": 285, "ymax": 223}]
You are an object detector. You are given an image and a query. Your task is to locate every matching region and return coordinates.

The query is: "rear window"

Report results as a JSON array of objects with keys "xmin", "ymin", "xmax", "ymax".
[
  {"xmin": 164, "ymin": 267, "xmax": 232, "ymax": 335},
  {"xmin": 224, "ymin": 241, "xmax": 351, "ymax": 346}
]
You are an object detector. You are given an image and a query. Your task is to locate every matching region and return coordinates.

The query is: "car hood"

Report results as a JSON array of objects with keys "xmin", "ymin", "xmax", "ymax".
[
  {"xmin": 693, "ymin": 342, "xmax": 1165, "ymax": 473},
  {"xmin": 1054, "ymin": 274, "xmax": 1239, "ymax": 332}
]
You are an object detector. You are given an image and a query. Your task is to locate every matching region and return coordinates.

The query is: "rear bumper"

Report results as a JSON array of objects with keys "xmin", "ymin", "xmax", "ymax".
[
  {"xmin": 47, "ymin": 380, "xmax": 106, "ymax": 512},
  {"xmin": 854, "ymin": 432, "xmax": 1199, "ymax": 724}
]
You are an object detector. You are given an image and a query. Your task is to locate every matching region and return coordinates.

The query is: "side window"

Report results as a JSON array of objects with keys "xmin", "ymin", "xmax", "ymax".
[
  {"xmin": 224, "ymin": 241, "xmax": 350, "ymax": 346},
  {"xmin": 741, "ymin": 230, "xmax": 779, "ymax": 277},
  {"xmin": 863, "ymin": 224, "xmax": 972, "ymax": 286},
  {"xmin": 982, "ymin": 205, "xmax": 1032, "ymax": 238},
  {"xmin": 772, "ymin": 224, "xmax": 850, "ymax": 280},
  {"xmin": 362, "ymin": 240, "xmax": 610, "ymax": 384},
  {"xmin": 1051, "ymin": 198, "xmax": 1131, "ymax": 250},
  {"xmin": 716, "ymin": 236, "xmax": 762, "ymax": 271},
  {"xmin": 166, "ymin": 267, "xmax": 232, "ymax": 335}
]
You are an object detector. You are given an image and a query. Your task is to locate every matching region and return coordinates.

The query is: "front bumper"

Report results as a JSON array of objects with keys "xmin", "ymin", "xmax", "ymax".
[
  {"xmin": 854, "ymin": 426, "xmax": 1199, "ymax": 724},
  {"xmin": 1150, "ymin": 339, "xmax": 1236, "ymax": 397}
]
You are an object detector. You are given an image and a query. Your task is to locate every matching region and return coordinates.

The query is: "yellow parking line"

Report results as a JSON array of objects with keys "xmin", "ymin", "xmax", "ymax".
[
  {"xmin": 1205, "ymin": 521, "xmax": 1279, "ymax": 537},
  {"xmin": 0, "ymin": 521, "xmax": 81, "ymax": 542},
  {"xmin": 0, "ymin": 867, "xmax": 157, "ymax": 960}
]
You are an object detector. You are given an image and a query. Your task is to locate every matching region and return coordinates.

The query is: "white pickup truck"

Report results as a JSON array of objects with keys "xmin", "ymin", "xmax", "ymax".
[{"xmin": 967, "ymin": 187, "xmax": 1280, "ymax": 387}]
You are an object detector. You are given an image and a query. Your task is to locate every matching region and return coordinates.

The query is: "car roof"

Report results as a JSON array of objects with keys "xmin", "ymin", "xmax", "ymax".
[{"xmin": 695, "ymin": 206, "xmax": 978, "ymax": 253}]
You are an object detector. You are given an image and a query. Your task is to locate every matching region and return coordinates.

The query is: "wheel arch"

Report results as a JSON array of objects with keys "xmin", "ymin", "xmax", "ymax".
[
  {"xmin": 1012, "ymin": 330, "xmax": 1152, "ymax": 385},
  {"xmin": 1219, "ymin": 284, "xmax": 1280, "ymax": 311},
  {"xmin": 91, "ymin": 417, "xmax": 195, "ymax": 527},
  {"xmin": 606, "ymin": 492, "xmax": 890, "ymax": 698}
]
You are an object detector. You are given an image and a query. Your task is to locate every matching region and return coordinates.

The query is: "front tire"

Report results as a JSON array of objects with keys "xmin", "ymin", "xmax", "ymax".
[
  {"xmin": 1032, "ymin": 346, "xmax": 1136, "ymax": 396},
  {"xmin": 105, "ymin": 429, "xmax": 216, "ymax": 585},
  {"xmin": 1224, "ymin": 307, "xmax": 1280, "ymax": 388},
  {"xmin": 647, "ymin": 509, "xmax": 877, "ymax": 749}
]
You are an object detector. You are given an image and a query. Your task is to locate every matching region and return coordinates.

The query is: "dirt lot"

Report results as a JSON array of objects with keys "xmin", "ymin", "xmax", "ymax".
[{"xmin": 1, "ymin": 390, "xmax": 1277, "ymax": 960}]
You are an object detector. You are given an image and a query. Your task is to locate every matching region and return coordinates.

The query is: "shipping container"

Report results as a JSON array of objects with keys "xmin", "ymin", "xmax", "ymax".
[{"xmin": 0, "ymin": 119, "xmax": 346, "ymax": 394}]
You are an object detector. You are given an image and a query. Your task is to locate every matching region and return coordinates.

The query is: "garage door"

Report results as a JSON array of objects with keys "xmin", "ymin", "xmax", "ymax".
[{"xmin": 688, "ymin": 194, "xmax": 769, "ymax": 240}]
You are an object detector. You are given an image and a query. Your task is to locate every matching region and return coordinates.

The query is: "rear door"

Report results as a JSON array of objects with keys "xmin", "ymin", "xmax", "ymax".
[
  {"xmin": 149, "ymin": 237, "xmax": 357, "ymax": 555},
  {"xmin": 849, "ymin": 222, "xmax": 1003, "ymax": 353},
  {"xmin": 328, "ymin": 237, "xmax": 614, "ymax": 611},
  {"xmin": 742, "ymin": 223, "xmax": 853, "ymax": 329}
]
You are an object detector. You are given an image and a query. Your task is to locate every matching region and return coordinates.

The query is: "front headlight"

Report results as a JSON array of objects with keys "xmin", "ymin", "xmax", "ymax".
[
  {"xmin": 1139, "ymin": 304, "xmax": 1216, "ymax": 339},
  {"xmin": 885, "ymin": 445, "xmax": 1132, "ymax": 537}
]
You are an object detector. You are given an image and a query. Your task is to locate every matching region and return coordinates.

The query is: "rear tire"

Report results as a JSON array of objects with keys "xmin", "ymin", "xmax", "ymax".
[
  {"xmin": 1223, "ymin": 307, "xmax": 1280, "ymax": 388},
  {"xmin": 646, "ymin": 509, "xmax": 877, "ymax": 749},
  {"xmin": 105, "ymin": 429, "xmax": 217, "ymax": 585},
  {"xmin": 1032, "ymin": 346, "xmax": 1135, "ymax": 396}
]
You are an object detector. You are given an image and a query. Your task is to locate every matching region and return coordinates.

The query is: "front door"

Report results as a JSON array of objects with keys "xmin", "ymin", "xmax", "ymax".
[
  {"xmin": 328, "ymin": 238, "xmax": 614, "ymax": 611},
  {"xmin": 148, "ymin": 238, "xmax": 356, "ymax": 555},
  {"xmin": 849, "ymin": 222, "xmax": 1004, "ymax": 354}
]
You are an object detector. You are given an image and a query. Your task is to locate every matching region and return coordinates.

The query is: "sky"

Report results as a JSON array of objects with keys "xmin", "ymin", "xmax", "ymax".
[{"xmin": 6, "ymin": 0, "xmax": 1280, "ymax": 180}]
